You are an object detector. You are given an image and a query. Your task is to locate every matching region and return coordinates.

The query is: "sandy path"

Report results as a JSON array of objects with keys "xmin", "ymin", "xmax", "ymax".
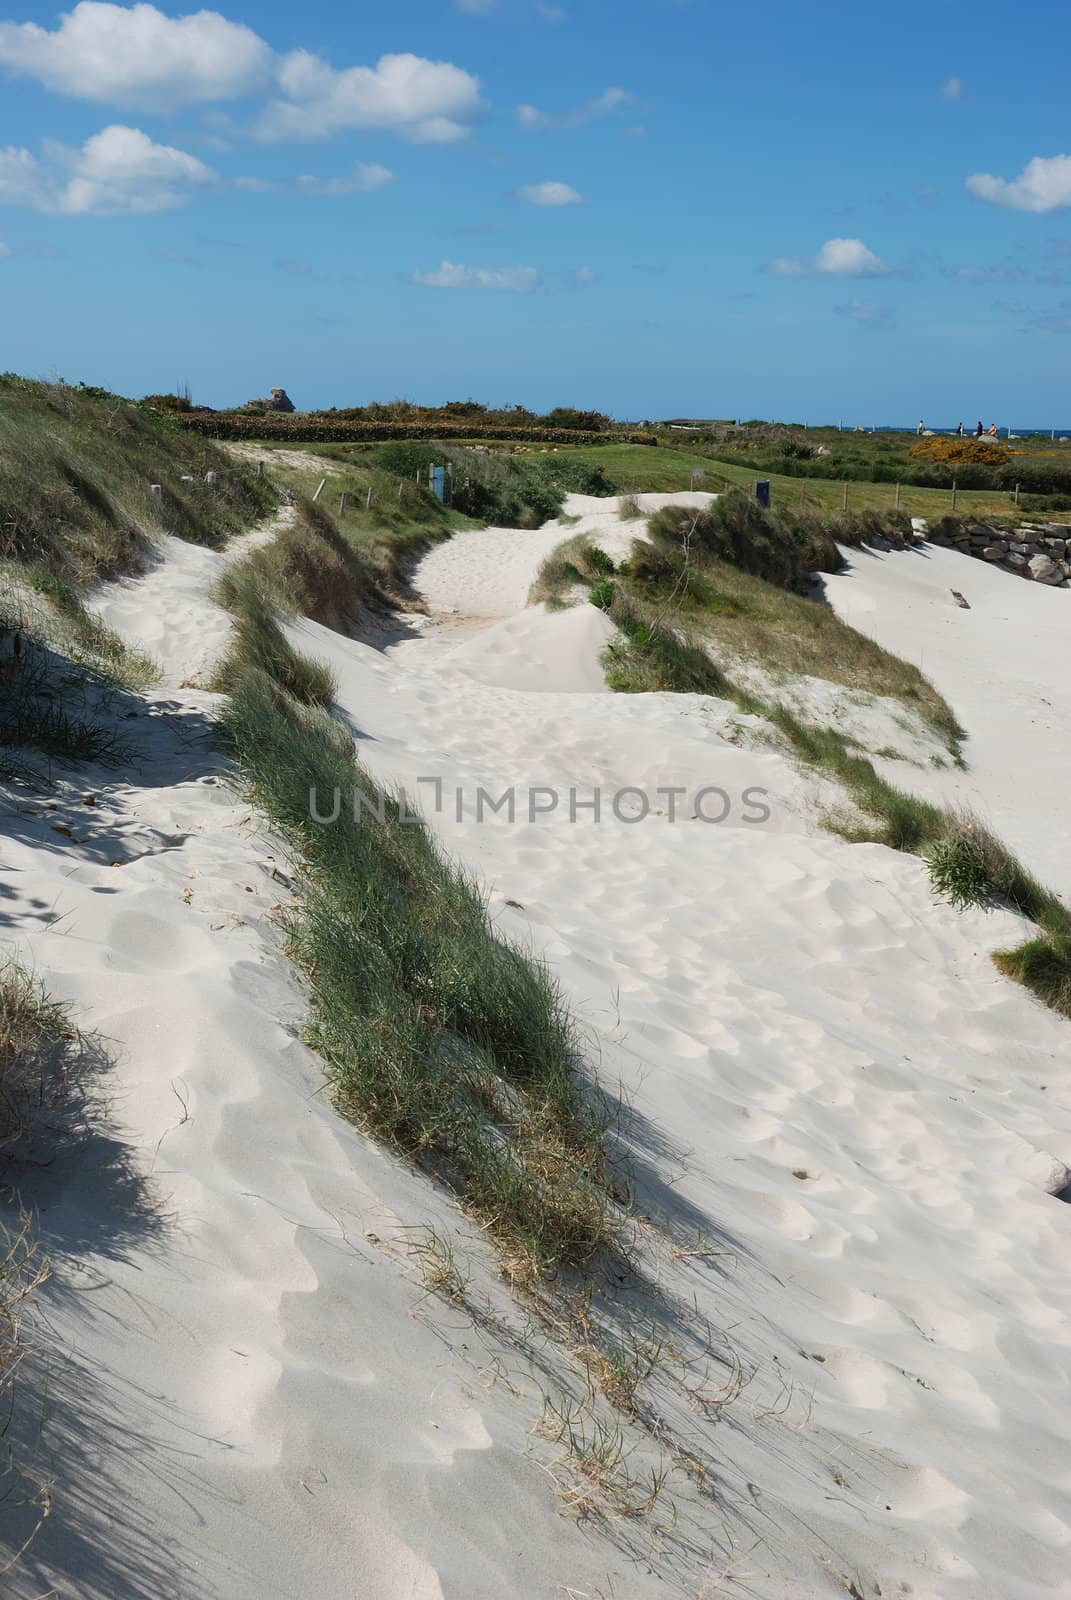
[
  {"xmin": 86, "ymin": 504, "xmax": 295, "ymax": 687},
  {"xmin": 4, "ymin": 499, "xmax": 1071, "ymax": 1600}
]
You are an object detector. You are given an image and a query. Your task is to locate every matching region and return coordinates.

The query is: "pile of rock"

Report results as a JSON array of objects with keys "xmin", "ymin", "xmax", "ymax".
[
  {"xmin": 243, "ymin": 386, "xmax": 296, "ymax": 414},
  {"xmin": 922, "ymin": 519, "xmax": 1070, "ymax": 586}
]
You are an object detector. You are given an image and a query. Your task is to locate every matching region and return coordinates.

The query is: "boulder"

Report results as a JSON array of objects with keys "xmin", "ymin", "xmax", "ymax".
[
  {"xmin": 1028, "ymin": 554, "xmax": 1063, "ymax": 584},
  {"xmin": 982, "ymin": 544, "xmax": 1008, "ymax": 560},
  {"xmin": 244, "ymin": 386, "xmax": 296, "ymax": 413},
  {"xmin": 1006, "ymin": 552, "xmax": 1028, "ymax": 568}
]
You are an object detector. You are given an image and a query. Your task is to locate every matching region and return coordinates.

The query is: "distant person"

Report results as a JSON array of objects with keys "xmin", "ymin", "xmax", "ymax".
[
  {"xmin": 917, "ymin": 419, "xmax": 925, "ymax": 436},
  {"xmin": 975, "ymin": 420, "xmax": 984, "ymax": 437},
  {"xmin": 987, "ymin": 422, "xmax": 998, "ymax": 437},
  {"xmin": 957, "ymin": 421, "xmax": 965, "ymax": 437}
]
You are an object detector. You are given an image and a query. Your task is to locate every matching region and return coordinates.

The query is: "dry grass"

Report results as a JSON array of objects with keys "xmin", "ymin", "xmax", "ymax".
[
  {"xmin": 0, "ymin": 1217, "xmax": 50, "ymax": 1574},
  {"xmin": 0, "ymin": 375, "xmax": 274, "ymax": 584},
  {"xmin": 217, "ymin": 496, "xmax": 393, "ymax": 631},
  {"xmin": 0, "ymin": 961, "xmax": 86, "ymax": 1156}
]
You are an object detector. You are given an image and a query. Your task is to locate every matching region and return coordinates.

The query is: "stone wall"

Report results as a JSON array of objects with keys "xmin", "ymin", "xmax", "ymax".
[{"xmin": 920, "ymin": 518, "xmax": 1070, "ymax": 587}]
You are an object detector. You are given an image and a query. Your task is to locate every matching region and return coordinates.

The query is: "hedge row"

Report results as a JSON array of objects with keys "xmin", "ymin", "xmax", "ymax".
[{"xmin": 175, "ymin": 415, "xmax": 621, "ymax": 447}]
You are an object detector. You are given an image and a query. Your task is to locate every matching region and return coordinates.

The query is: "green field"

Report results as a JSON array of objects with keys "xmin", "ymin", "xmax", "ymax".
[
  {"xmin": 548, "ymin": 443, "xmax": 1025, "ymax": 518},
  {"xmin": 235, "ymin": 436, "xmax": 1032, "ymax": 520}
]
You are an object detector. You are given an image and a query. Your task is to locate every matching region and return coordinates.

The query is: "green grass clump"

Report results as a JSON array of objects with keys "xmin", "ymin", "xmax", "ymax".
[
  {"xmin": 218, "ymin": 495, "xmax": 391, "ymax": 629},
  {"xmin": 993, "ymin": 935, "xmax": 1071, "ymax": 1020},
  {"xmin": 926, "ymin": 832, "xmax": 994, "ymax": 910},
  {"xmin": 601, "ymin": 591, "xmax": 729, "ymax": 697},
  {"xmin": 645, "ymin": 490, "xmax": 841, "ymax": 593},
  {"xmin": 218, "ymin": 579, "xmax": 618, "ymax": 1279},
  {"xmin": 212, "ymin": 574, "xmax": 335, "ymax": 706}
]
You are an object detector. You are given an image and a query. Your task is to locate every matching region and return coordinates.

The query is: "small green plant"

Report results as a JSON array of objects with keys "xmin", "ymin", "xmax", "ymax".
[
  {"xmin": 582, "ymin": 544, "xmax": 616, "ymax": 575},
  {"xmin": 588, "ymin": 579, "xmax": 615, "ymax": 611},
  {"xmin": 926, "ymin": 832, "xmax": 992, "ymax": 909}
]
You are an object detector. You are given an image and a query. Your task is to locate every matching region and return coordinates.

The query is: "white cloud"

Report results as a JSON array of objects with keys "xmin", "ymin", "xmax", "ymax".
[
  {"xmin": 234, "ymin": 174, "xmax": 279, "ymax": 191},
  {"xmin": 0, "ymin": 240, "xmax": 10, "ymax": 257},
  {"xmin": 536, "ymin": 3, "xmax": 567, "ymax": 19},
  {"xmin": 517, "ymin": 86, "xmax": 630, "ymax": 131},
  {"xmin": 574, "ymin": 264, "xmax": 595, "ymax": 283},
  {"xmin": 767, "ymin": 237, "xmax": 890, "ymax": 277},
  {"xmin": 0, "ymin": 1, "xmax": 271, "ymax": 110},
  {"xmin": 298, "ymin": 162, "xmax": 394, "ymax": 196},
  {"xmin": 966, "ymin": 154, "xmax": 1071, "ymax": 213},
  {"xmin": 941, "ymin": 75, "xmax": 963, "ymax": 100},
  {"xmin": 0, "ymin": 125, "xmax": 215, "ymax": 214},
  {"xmin": 456, "ymin": 0, "xmax": 495, "ymax": 11},
  {"xmin": 258, "ymin": 50, "xmax": 483, "ymax": 142},
  {"xmin": 410, "ymin": 259, "xmax": 539, "ymax": 292},
  {"xmin": 516, "ymin": 180, "xmax": 582, "ymax": 206}
]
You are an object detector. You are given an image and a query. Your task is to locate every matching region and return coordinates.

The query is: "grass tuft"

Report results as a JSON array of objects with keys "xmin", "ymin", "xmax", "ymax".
[{"xmin": 216, "ymin": 579, "xmax": 620, "ymax": 1280}]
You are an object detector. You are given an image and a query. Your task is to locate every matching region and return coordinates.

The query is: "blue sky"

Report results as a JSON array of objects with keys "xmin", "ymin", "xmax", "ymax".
[{"xmin": 1, "ymin": 0, "xmax": 1068, "ymax": 421}]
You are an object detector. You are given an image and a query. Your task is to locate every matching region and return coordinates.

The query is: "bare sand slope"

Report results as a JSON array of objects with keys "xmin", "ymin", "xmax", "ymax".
[
  {"xmin": 3, "ymin": 500, "xmax": 1070, "ymax": 1600},
  {"xmin": 823, "ymin": 541, "xmax": 1071, "ymax": 898}
]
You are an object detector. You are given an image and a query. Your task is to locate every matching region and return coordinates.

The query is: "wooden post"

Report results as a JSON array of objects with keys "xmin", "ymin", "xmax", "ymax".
[
  {"xmin": 312, "ymin": 478, "xmax": 326, "ymax": 503},
  {"xmin": 338, "ymin": 492, "xmax": 347, "ymax": 514},
  {"xmin": 842, "ymin": 481, "xmax": 848, "ymax": 511},
  {"xmin": 895, "ymin": 482, "xmax": 902, "ymax": 509},
  {"xmin": 951, "ymin": 480, "xmax": 958, "ymax": 510},
  {"xmin": 366, "ymin": 486, "xmax": 373, "ymax": 509},
  {"xmin": 257, "ymin": 460, "xmax": 264, "ymax": 476},
  {"xmin": 397, "ymin": 479, "xmax": 404, "ymax": 499},
  {"xmin": 1014, "ymin": 482, "xmax": 1020, "ymax": 506}
]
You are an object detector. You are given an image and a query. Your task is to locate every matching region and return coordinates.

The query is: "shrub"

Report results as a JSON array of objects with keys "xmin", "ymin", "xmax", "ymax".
[
  {"xmin": 646, "ymin": 491, "xmax": 823, "ymax": 594},
  {"xmin": 178, "ymin": 415, "xmax": 614, "ymax": 446},
  {"xmin": 911, "ymin": 438, "xmax": 1006, "ymax": 465}
]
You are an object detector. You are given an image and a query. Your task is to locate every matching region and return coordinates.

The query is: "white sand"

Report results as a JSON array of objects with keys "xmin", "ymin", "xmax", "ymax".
[
  {"xmin": 3, "ymin": 500, "xmax": 1071, "ymax": 1600},
  {"xmin": 823, "ymin": 541, "xmax": 1071, "ymax": 898}
]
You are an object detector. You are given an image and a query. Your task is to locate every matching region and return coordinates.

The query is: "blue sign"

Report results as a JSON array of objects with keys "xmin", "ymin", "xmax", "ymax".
[{"xmin": 430, "ymin": 465, "xmax": 445, "ymax": 502}]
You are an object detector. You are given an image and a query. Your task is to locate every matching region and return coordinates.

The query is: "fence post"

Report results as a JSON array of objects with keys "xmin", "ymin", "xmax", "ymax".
[
  {"xmin": 257, "ymin": 460, "xmax": 264, "ymax": 477},
  {"xmin": 895, "ymin": 482, "xmax": 902, "ymax": 509},
  {"xmin": 312, "ymin": 478, "xmax": 326, "ymax": 503},
  {"xmin": 951, "ymin": 480, "xmax": 958, "ymax": 510},
  {"xmin": 842, "ymin": 481, "xmax": 848, "ymax": 511},
  {"xmin": 1014, "ymin": 482, "xmax": 1020, "ymax": 506},
  {"xmin": 338, "ymin": 492, "xmax": 347, "ymax": 514},
  {"xmin": 366, "ymin": 486, "xmax": 373, "ymax": 509}
]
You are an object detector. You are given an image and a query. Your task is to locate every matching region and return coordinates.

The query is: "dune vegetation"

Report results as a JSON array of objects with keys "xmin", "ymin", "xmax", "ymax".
[
  {"xmin": 541, "ymin": 492, "xmax": 1071, "ymax": 1020},
  {"xmin": 215, "ymin": 572, "xmax": 620, "ymax": 1282}
]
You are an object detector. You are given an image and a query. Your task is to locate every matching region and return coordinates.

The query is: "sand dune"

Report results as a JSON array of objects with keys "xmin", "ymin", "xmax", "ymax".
[
  {"xmin": 823, "ymin": 541, "xmax": 1071, "ymax": 898},
  {"xmin": 3, "ymin": 503, "xmax": 1070, "ymax": 1599}
]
